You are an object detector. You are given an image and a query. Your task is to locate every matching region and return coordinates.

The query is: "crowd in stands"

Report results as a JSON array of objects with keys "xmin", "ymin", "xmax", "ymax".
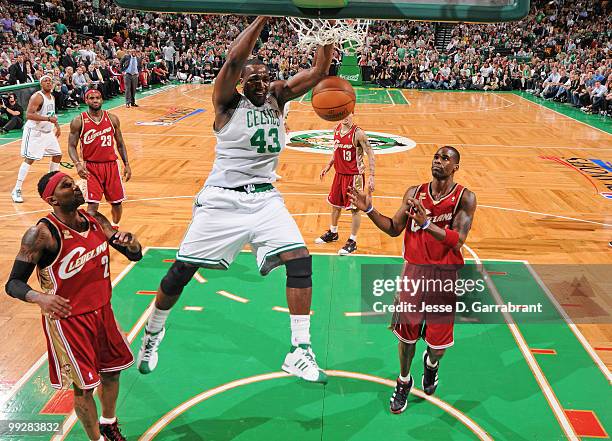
[
  {"xmin": 363, "ymin": 0, "xmax": 611, "ymax": 116},
  {"xmin": 0, "ymin": 0, "xmax": 610, "ymax": 135}
]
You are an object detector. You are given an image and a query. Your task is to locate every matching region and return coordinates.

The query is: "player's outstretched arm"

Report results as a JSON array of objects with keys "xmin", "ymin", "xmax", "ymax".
[
  {"xmin": 93, "ymin": 211, "xmax": 143, "ymax": 261},
  {"xmin": 109, "ymin": 113, "xmax": 131, "ymax": 181},
  {"xmin": 272, "ymin": 44, "xmax": 334, "ymax": 106},
  {"xmin": 5, "ymin": 225, "xmax": 72, "ymax": 318},
  {"xmin": 213, "ymin": 17, "xmax": 268, "ymax": 112},
  {"xmin": 407, "ymin": 189, "xmax": 477, "ymax": 250},
  {"xmin": 67, "ymin": 116, "xmax": 88, "ymax": 180},
  {"xmin": 348, "ymin": 186, "xmax": 415, "ymax": 237}
]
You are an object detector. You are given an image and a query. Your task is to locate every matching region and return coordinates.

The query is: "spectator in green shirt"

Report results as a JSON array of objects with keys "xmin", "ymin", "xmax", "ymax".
[
  {"xmin": 54, "ymin": 19, "xmax": 67, "ymax": 35},
  {"xmin": 397, "ymin": 47, "xmax": 406, "ymax": 60}
]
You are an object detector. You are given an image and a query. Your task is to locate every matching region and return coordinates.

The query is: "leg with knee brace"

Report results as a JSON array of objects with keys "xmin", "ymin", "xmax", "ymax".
[
  {"xmin": 160, "ymin": 261, "xmax": 198, "ymax": 296},
  {"xmin": 285, "ymin": 256, "xmax": 312, "ymax": 288}
]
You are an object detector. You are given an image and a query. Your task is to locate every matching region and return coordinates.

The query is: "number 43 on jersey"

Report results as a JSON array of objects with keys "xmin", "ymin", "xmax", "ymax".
[{"xmin": 250, "ymin": 128, "xmax": 281, "ymax": 153}]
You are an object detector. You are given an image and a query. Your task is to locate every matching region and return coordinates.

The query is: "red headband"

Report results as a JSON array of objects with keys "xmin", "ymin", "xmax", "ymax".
[
  {"xmin": 42, "ymin": 172, "xmax": 68, "ymax": 201},
  {"xmin": 84, "ymin": 89, "xmax": 101, "ymax": 99}
]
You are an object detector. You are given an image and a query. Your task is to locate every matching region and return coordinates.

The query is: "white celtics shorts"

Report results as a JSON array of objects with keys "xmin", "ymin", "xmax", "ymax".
[
  {"xmin": 177, "ymin": 186, "xmax": 306, "ymax": 275},
  {"xmin": 21, "ymin": 127, "xmax": 61, "ymax": 161}
]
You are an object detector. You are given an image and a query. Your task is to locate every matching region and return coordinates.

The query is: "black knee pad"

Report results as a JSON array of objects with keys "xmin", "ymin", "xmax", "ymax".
[
  {"xmin": 285, "ymin": 256, "xmax": 312, "ymax": 288},
  {"xmin": 160, "ymin": 261, "xmax": 198, "ymax": 296}
]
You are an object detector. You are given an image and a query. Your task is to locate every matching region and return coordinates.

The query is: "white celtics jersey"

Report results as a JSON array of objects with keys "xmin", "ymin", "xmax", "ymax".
[
  {"xmin": 24, "ymin": 91, "xmax": 55, "ymax": 133},
  {"xmin": 205, "ymin": 94, "xmax": 285, "ymax": 188}
]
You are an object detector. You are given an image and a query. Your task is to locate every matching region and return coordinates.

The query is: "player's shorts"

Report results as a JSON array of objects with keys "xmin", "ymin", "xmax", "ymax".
[
  {"xmin": 85, "ymin": 161, "xmax": 126, "ymax": 204},
  {"xmin": 20, "ymin": 127, "xmax": 61, "ymax": 161},
  {"xmin": 177, "ymin": 186, "xmax": 306, "ymax": 275},
  {"xmin": 391, "ymin": 263, "xmax": 458, "ymax": 349},
  {"xmin": 328, "ymin": 173, "xmax": 364, "ymax": 210},
  {"xmin": 42, "ymin": 302, "xmax": 133, "ymax": 390}
]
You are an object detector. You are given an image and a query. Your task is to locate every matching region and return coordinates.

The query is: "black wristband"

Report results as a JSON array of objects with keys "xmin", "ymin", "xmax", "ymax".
[
  {"xmin": 109, "ymin": 233, "xmax": 143, "ymax": 261},
  {"xmin": 5, "ymin": 260, "xmax": 36, "ymax": 301}
]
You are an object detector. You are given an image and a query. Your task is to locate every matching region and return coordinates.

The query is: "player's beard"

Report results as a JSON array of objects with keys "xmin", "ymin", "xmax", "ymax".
[{"xmin": 66, "ymin": 192, "xmax": 85, "ymax": 211}]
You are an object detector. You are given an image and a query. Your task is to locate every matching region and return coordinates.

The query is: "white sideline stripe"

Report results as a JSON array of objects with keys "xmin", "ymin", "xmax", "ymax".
[
  {"xmin": 194, "ymin": 272, "xmax": 207, "ymax": 283},
  {"xmin": 463, "ymin": 245, "xmax": 578, "ymax": 441},
  {"xmin": 399, "ymin": 89, "xmax": 412, "ymax": 105},
  {"xmin": 51, "ymin": 249, "xmax": 158, "ymax": 441},
  {"xmin": 385, "ymin": 89, "xmax": 395, "ymax": 106},
  {"xmin": 524, "ymin": 263, "xmax": 612, "ymax": 384},
  {"xmin": 344, "ymin": 311, "xmax": 386, "ymax": 317},
  {"xmin": 0, "ymin": 354, "xmax": 47, "ymax": 408},
  {"xmin": 216, "ymin": 290, "xmax": 248, "ymax": 303},
  {"xmin": 140, "ymin": 370, "xmax": 493, "ymax": 441},
  {"xmin": 183, "ymin": 306, "xmax": 204, "ymax": 312}
]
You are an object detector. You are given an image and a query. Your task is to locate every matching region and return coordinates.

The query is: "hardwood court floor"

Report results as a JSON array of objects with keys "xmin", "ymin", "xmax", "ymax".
[{"xmin": 0, "ymin": 84, "xmax": 610, "ymax": 411}]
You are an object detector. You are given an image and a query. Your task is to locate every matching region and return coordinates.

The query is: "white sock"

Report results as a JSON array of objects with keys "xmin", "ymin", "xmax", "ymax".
[
  {"xmin": 399, "ymin": 373, "xmax": 411, "ymax": 383},
  {"xmin": 49, "ymin": 161, "xmax": 60, "ymax": 172},
  {"xmin": 15, "ymin": 162, "xmax": 31, "ymax": 190},
  {"xmin": 111, "ymin": 221, "xmax": 119, "ymax": 228},
  {"xmin": 91, "ymin": 436, "xmax": 104, "ymax": 441},
  {"xmin": 99, "ymin": 415, "xmax": 116, "ymax": 424},
  {"xmin": 146, "ymin": 306, "xmax": 170, "ymax": 333},
  {"xmin": 349, "ymin": 234, "xmax": 357, "ymax": 241},
  {"xmin": 290, "ymin": 314, "xmax": 311, "ymax": 346},
  {"xmin": 426, "ymin": 353, "xmax": 439, "ymax": 368},
  {"xmin": 330, "ymin": 225, "xmax": 338, "ymax": 233}
]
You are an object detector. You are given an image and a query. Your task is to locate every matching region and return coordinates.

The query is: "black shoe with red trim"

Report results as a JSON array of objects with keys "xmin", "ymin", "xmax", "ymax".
[{"xmin": 100, "ymin": 420, "xmax": 126, "ymax": 441}]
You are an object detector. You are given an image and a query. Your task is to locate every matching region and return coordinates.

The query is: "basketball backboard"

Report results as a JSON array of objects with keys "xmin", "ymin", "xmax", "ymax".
[{"xmin": 113, "ymin": 0, "xmax": 530, "ymax": 22}]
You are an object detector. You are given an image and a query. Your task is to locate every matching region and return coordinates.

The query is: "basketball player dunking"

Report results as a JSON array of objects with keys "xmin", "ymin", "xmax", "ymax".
[
  {"xmin": 317, "ymin": 112, "xmax": 375, "ymax": 254},
  {"xmin": 349, "ymin": 146, "xmax": 477, "ymax": 414},
  {"xmin": 11, "ymin": 75, "xmax": 62, "ymax": 203},
  {"xmin": 68, "ymin": 88, "xmax": 131, "ymax": 228},
  {"xmin": 137, "ymin": 17, "xmax": 334, "ymax": 383},
  {"xmin": 5, "ymin": 171, "xmax": 143, "ymax": 441}
]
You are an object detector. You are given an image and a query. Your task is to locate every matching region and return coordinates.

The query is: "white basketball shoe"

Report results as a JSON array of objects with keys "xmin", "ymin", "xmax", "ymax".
[
  {"xmin": 137, "ymin": 327, "xmax": 166, "ymax": 374},
  {"xmin": 282, "ymin": 344, "xmax": 328, "ymax": 383}
]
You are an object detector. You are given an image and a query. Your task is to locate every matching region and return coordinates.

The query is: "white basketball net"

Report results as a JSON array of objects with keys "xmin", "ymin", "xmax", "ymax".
[{"xmin": 285, "ymin": 18, "xmax": 371, "ymax": 55}]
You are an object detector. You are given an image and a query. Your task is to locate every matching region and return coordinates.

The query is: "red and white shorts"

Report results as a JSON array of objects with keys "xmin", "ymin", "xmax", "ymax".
[
  {"xmin": 328, "ymin": 173, "xmax": 364, "ymax": 210},
  {"xmin": 85, "ymin": 160, "xmax": 126, "ymax": 204},
  {"xmin": 391, "ymin": 263, "xmax": 457, "ymax": 349},
  {"xmin": 42, "ymin": 302, "xmax": 134, "ymax": 390}
]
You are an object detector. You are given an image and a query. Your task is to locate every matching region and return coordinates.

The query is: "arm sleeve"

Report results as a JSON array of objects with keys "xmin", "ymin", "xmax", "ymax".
[{"xmin": 5, "ymin": 260, "xmax": 36, "ymax": 301}]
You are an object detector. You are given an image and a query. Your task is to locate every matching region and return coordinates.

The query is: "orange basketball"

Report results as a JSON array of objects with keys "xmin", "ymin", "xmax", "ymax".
[{"xmin": 311, "ymin": 76, "xmax": 356, "ymax": 121}]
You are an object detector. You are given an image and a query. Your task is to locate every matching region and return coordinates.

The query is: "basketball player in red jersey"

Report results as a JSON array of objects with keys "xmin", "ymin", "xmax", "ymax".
[
  {"xmin": 317, "ymin": 113, "xmax": 375, "ymax": 254},
  {"xmin": 349, "ymin": 146, "xmax": 477, "ymax": 414},
  {"xmin": 5, "ymin": 171, "xmax": 143, "ymax": 441},
  {"xmin": 68, "ymin": 88, "xmax": 131, "ymax": 228}
]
